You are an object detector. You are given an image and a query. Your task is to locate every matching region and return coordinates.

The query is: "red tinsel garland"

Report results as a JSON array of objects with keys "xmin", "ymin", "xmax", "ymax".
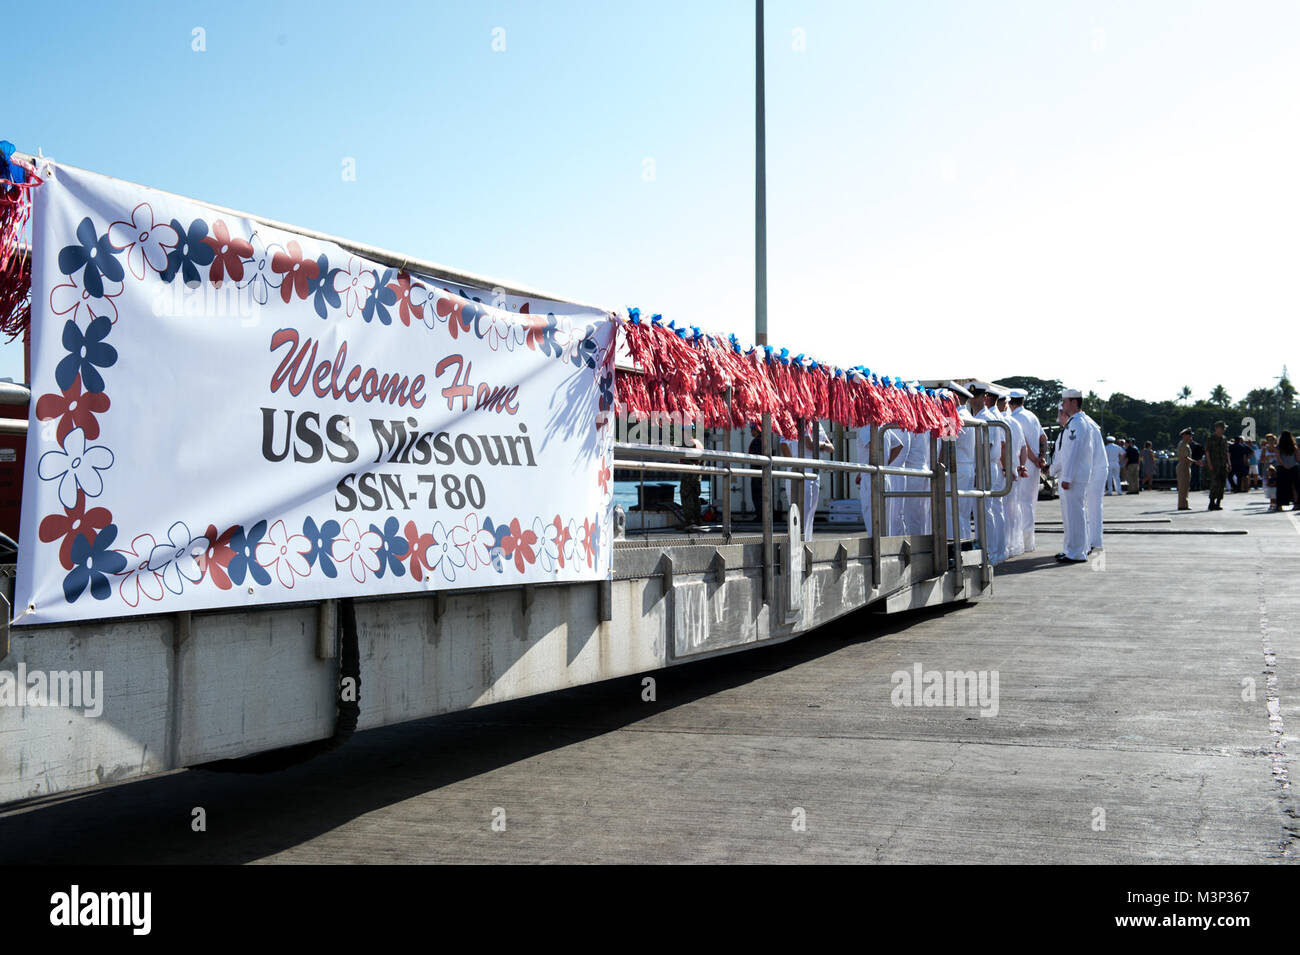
[
  {"xmin": 616, "ymin": 320, "xmax": 963, "ymax": 438},
  {"xmin": 0, "ymin": 158, "xmax": 40, "ymax": 341}
]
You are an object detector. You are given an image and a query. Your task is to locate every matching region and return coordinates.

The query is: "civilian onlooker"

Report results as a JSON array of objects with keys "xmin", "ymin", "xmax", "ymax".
[
  {"xmin": 1176, "ymin": 427, "xmax": 1194, "ymax": 510},
  {"xmin": 1248, "ymin": 439, "xmax": 1261, "ymax": 489},
  {"xmin": 1124, "ymin": 438, "xmax": 1141, "ymax": 494},
  {"xmin": 1205, "ymin": 421, "xmax": 1228, "ymax": 511},
  {"xmin": 747, "ymin": 424, "xmax": 766, "ymax": 518},
  {"xmin": 1141, "ymin": 441, "xmax": 1155, "ymax": 490},
  {"xmin": 1276, "ymin": 431, "xmax": 1300, "ymax": 512},
  {"xmin": 1260, "ymin": 434, "xmax": 1278, "ymax": 511},
  {"xmin": 1228, "ymin": 436, "xmax": 1250, "ymax": 492}
]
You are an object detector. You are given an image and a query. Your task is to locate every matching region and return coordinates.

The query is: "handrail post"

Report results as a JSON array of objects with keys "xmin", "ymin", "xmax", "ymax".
[
  {"xmin": 761, "ymin": 411, "xmax": 774, "ymax": 606},
  {"xmin": 929, "ymin": 433, "xmax": 946, "ymax": 576},
  {"xmin": 975, "ymin": 422, "xmax": 990, "ymax": 580},
  {"xmin": 869, "ymin": 425, "xmax": 883, "ymax": 589}
]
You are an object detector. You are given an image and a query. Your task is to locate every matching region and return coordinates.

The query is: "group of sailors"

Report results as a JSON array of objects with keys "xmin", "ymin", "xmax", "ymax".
[
  {"xmin": 746, "ymin": 379, "xmax": 1103, "ymax": 566},
  {"xmin": 951, "ymin": 382, "xmax": 1048, "ymax": 564}
]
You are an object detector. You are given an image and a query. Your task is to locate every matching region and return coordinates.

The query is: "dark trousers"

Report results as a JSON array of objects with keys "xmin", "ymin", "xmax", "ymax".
[
  {"xmin": 750, "ymin": 476, "xmax": 764, "ymax": 517},
  {"xmin": 1278, "ymin": 465, "xmax": 1300, "ymax": 509},
  {"xmin": 1209, "ymin": 469, "xmax": 1226, "ymax": 505},
  {"xmin": 1231, "ymin": 467, "xmax": 1248, "ymax": 491}
]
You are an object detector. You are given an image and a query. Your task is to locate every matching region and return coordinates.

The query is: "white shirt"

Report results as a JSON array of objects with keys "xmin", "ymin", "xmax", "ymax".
[
  {"xmin": 1010, "ymin": 406, "xmax": 1043, "ymax": 469},
  {"xmin": 1058, "ymin": 412, "xmax": 1094, "ymax": 487}
]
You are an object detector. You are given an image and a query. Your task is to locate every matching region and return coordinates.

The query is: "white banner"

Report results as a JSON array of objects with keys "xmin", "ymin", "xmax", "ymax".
[{"xmin": 16, "ymin": 164, "xmax": 615, "ymax": 625}]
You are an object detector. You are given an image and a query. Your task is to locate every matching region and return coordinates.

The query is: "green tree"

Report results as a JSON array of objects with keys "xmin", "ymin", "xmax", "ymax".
[
  {"xmin": 1210, "ymin": 384, "xmax": 1231, "ymax": 408},
  {"xmin": 1177, "ymin": 385, "xmax": 1192, "ymax": 404}
]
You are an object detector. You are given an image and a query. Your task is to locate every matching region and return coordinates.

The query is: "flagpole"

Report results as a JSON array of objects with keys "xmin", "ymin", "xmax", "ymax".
[{"xmin": 755, "ymin": 0, "xmax": 767, "ymax": 348}]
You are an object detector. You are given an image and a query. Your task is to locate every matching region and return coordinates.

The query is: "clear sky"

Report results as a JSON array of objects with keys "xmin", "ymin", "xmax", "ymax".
[{"xmin": 5, "ymin": 0, "xmax": 1297, "ymax": 403}]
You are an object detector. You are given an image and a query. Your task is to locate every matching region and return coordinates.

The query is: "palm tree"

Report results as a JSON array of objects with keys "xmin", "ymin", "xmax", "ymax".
[
  {"xmin": 1210, "ymin": 384, "xmax": 1231, "ymax": 408},
  {"xmin": 1177, "ymin": 385, "xmax": 1192, "ymax": 404}
]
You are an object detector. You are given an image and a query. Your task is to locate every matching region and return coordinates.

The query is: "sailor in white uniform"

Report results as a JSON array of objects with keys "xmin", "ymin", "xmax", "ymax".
[
  {"xmin": 782, "ymin": 420, "xmax": 833, "ymax": 542},
  {"xmin": 902, "ymin": 384, "xmax": 932, "ymax": 536},
  {"xmin": 1082, "ymin": 410, "xmax": 1107, "ymax": 552},
  {"xmin": 1056, "ymin": 389, "xmax": 1094, "ymax": 562},
  {"xmin": 1104, "ymin": 436, "xmax": 1122, "ymax": 495},
  {"xmin": 854, "ymin": 423, "xmax": 902, "ymax": 535},
  {"xmin": 887, "ymin": 425, "xmax": 910, "ymax": 537},
  {"xmin": 953, "ymin": 390, "xmax": 980, "ymax": 542},
  {"xmin": 976, "ymin": 384, "xmax": 1006, "ymax": 564},
  {"xmin": 995, "ymin": 389, "xmax": 1027, "ymax": 558},
  {"xmin": 1007, "ymin": 389, "xmax": 1045, "ymax": 553}
]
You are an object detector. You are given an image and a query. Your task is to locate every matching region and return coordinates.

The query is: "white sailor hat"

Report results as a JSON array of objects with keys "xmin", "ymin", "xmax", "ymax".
[
  {"xmin": 1105, "ymin": 435, "xmax": 1115, "ymax": 442},
  {"xmin": 1007, "ymin": 388, "xmax": 1028, "ymax": 399},
  {"xmin": 1062, "ymin": 388, "xmax": 1083, "ymax": 399}
]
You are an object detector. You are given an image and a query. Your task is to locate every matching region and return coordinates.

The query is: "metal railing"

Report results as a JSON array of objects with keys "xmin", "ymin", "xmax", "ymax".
[{"xmin": 613, "ymin": 413, "xmax": 1018, "ymax": 606}]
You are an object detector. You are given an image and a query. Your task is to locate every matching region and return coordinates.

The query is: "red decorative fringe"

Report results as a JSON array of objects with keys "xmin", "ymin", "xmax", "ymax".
[
  {"xmin": 0, "ymin": 158, "xmax": 40, "ymax": 341},
  {"xmin": 616, "ymin": 321, "xmax": 963, "ymax": 437}
]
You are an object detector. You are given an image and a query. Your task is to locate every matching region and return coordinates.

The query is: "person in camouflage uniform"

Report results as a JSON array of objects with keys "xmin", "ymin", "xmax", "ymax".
[{"xmin": 1204, "ymin": 420, "xmax": 1229, "ymax": 511}]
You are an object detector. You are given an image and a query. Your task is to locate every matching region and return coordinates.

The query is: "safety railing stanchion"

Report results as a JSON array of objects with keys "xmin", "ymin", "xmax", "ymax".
[
  {"xmin": 929, "ymin": 433, "xmax": 946, "ymax": 577},
  {"xmin": 869, "ymin": 424, "xmax": 883, "ymax": 589},
  {"xmin": 976, "ymin": 422, "xmax": 990, "ymax": 582},
  {"xmin": 760, "ymin": 411, "xmax": 774, "ymax": 607}
]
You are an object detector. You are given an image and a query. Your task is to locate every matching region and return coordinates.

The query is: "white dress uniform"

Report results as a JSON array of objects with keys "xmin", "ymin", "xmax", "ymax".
[
  {"xmin": 903, "ymin": 427, "xmax": 931, "ymax": 536},
  {"xmin": 1105, "ymin": 440, "xmax": 1123, "ymax": 495},
  {"xmin": 856, "ymin": 424, "xmax": 903, "ymax": 535},
  {"xmin": 786, "ymin": 421, "xmax": 831, "ymax": 542},
  {"xmin": 976, "ymin": 405, "xmax": 1006, "ymax": 563},
  {"xmin": 999, "ymin": 408, "xmax": 1026, "ymax": 558},
  {"xmin": 1083, "ymin": 414, "xmax": 1107, "ymax": 551},
  {"xmin": 887, "ymin": 429, "xmax": 909, "ymax": 536},
  {"xmin": 1057, "ymin": 410, "xmax": 1094, "ymax": 560},
  {"xmin": 954, "ymin": 412, "xmax": 978, "ymax": 541},
  {"xmin": 1009, "ymin": 403, "xmax": 1044, "ymax": 552}
]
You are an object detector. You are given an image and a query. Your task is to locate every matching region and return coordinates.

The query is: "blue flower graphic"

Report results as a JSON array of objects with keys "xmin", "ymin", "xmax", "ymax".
[
  {"xmin": 309, "ymin": 255, "xmax": 340, "ymax": 319},
  {"xmin": 370, "ymin": 516, "xmax": 408, "ymax": 578},
  {"xmin": 57, "ymin": 217, "xmax": 124, "ymax": 298},
  {"xmin": 361, "ymin": 268, "xmax": 397, "ymax": 325},
  {"xmin": 63, "ymin": 523, "xmax": 128, "ymax": 602},
  {"xmin": 598, "ymin": 372, "xmax": 614, "ymax": 411},
  {"xmin": 161, "ymin": 218, "xmax": 216, "ymax": 285},
  {"xmin": 571, "ymin": 325, "xmax": 597, "ymax": 368},
  {"xmin": 55, "ymin": 316, "xmax": 117, "ymax": 393},
  {"xmin": 303, "ymin": 516, "xmax": 340, "ymax": 577},
  {"xmin": 482, "ymin": 517, "xmax": 512, "ymax": 573},
  {"xmin": 227, "ymin": 520, "xmax": 271, "ymax": 586}
]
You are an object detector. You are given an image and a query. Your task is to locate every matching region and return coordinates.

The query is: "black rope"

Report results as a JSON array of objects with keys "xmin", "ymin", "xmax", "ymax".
[{"xmin": 198, "ymin": 598, "xmax": 361, "ymax": 774}]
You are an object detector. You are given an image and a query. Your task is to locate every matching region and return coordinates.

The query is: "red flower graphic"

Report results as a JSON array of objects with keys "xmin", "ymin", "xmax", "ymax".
[
  {"xmin": 272, "ymin": 240, "xmax": 320, "ymax": 304},
  {"xmin": 194, "ymin": 523, "xmax": 238, "ymax": 590},
  {"xmin": 582, "ymin": 518, "xmax": 597, "ymax": 568},
  {"xmin": 387, "ymin": 271, "xmax": 424, "ymax": 327},
  {"xmin": 202, "ymin": 220, "xmax": 254, "ymax": 286},
  {"xmin": 35, "ymin": 375, "xmax": 111, "ymax": 444},
  {"xmin": 552, "ymin": 515, "xmax": 571, "ymax": 569},
  {"xmin": 597, "ymin": 462, "xmax": 611, "ymax": 495},
  {"xmin": 38, "ymin": 492, "xmax": 112, "ymax": 571},
  {"xmin": 501, "ymin": 518, "xmax": 538, "ymax": 573},
  {"xmin": 402, "ymin": 520, "xmax": 436, "ymax": 581}
]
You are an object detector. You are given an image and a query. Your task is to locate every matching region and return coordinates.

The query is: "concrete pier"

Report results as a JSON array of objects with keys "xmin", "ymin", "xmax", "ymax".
[{"xmin": 1, "ymin": 489, "xmax": 1295, "ymax": 863}]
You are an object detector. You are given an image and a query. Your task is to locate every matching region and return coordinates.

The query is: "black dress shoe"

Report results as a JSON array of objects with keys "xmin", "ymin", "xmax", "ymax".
[{"xmin": 1055, "ymin": 554, "xmax": 1087, "ymax": 563}]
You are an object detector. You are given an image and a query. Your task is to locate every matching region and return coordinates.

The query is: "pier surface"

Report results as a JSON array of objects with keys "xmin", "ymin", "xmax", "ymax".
[{"xmin": 2, "ymin": 489, "xmax": 1296, "ymax": 863}]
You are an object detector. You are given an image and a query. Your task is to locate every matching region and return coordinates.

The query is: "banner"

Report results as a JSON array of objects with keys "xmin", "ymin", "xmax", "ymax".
[{"xmin": 16, "ymin": 164, "xmax": 615, "ymax": 625}]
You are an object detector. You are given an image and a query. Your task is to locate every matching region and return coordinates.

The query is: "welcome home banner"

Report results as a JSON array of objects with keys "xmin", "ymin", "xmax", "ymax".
[{"xmin": 16, "ymin": 164, "xmax": 615, "ymax": 625}]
